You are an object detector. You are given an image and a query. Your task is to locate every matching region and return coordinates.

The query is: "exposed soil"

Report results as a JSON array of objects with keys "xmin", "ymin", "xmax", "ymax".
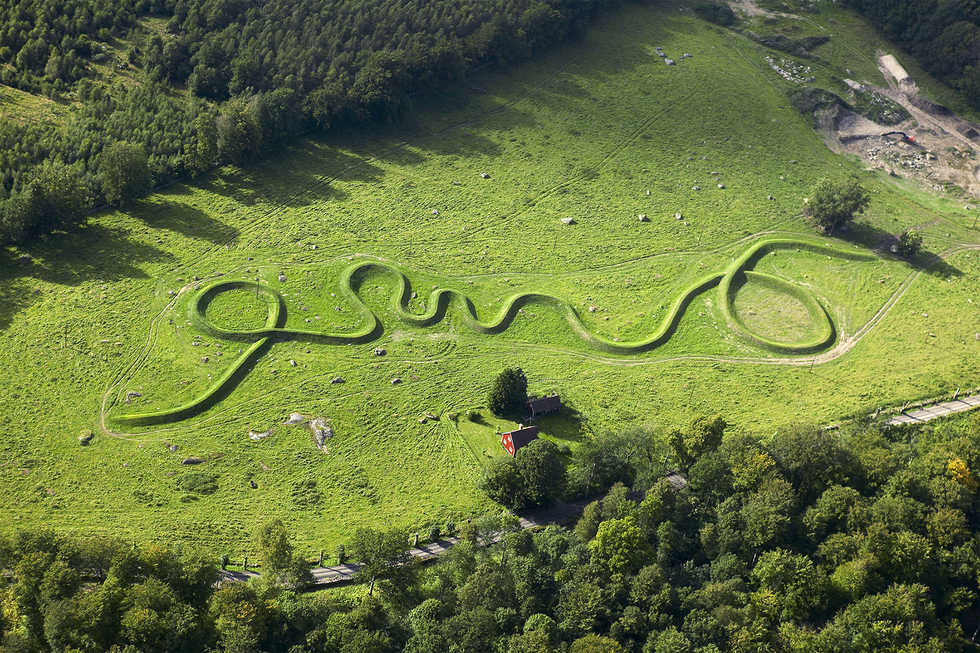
[
  {"xmin": 727, "ymin": 0, "xmax": 980, "ymax": 199},
  {"xmin": 822, "ymin": 55, "xmax": 980, "ymax": 199}
]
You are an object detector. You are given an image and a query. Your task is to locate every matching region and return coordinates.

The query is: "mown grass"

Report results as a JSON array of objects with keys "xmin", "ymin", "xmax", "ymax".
[{"xmin": 2, "ymin": 2, "xmax": 979, "ymax": 559}]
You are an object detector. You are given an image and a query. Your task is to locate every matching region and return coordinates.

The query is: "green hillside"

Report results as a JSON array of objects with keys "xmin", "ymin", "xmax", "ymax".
[{"xmin": 2, "ymin": 1, "xmax": 980, "ymax": 557}]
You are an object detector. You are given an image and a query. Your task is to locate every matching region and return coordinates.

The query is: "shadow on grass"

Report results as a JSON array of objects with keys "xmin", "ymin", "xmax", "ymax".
[
  {"xmin": 0, "ymin": 222, "xmax": 167, "ymax": 330},
  {"xmin": 535, "ymin": 401, "xmax": 588, "ymax": 444},
  {"xmin": 136, "ymin": 198, "xmax": 240, "ymax": 243},
  {"xmin": 838, "ymin": 220, "xmax": 963, "ymax": 278}
]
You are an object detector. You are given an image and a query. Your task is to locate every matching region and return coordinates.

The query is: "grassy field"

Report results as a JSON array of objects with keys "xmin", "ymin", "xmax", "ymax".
[{"xmin": 2, "ymin": 1, "xmax": 980, "ymax": 560}]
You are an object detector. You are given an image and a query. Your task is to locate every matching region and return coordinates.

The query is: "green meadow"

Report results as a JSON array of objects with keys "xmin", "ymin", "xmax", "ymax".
[{"xmin": 3, "ymin": 2, "xmax": 980, "ymax": 559}]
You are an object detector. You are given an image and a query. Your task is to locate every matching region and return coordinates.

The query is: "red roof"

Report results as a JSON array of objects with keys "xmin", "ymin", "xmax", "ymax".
[{"xmin": 501, "ymin": 426, "xmax": 538, "ymax": 455}]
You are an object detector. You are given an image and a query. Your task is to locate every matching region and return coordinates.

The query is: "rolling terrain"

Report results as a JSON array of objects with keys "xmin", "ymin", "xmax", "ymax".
[{"xmin": 2, "ymin": 0, "xmax": 980, "ymax": 558}]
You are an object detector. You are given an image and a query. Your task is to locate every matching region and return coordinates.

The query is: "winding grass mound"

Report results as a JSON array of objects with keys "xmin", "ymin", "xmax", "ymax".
[
  {"xmin": 3, "ymin": 2, "xmax": 980, "ymax": 555},
  {"xmin": 106, "ymin": 238, "xmax": 871, "ymax": 427}
]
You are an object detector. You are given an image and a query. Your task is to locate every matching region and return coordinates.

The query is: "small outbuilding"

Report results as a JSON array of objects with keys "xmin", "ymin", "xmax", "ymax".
[
  {"xmin": 501, "ymin": 425, "xmax": 539, "ymax": 456},
  {"xmin": 525, "ymin": 395, "xmax": 561, "ymax": 421}
]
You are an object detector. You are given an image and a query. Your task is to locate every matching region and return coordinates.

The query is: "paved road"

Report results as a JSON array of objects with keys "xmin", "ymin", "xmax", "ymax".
[
  {"xmin": 888, "ymin": 393, "xmax": 980, "ymax": 426},
  {"xmin": 217, "ymin": 498, "xmax": 593, "ymax": 587},
  {"xmin": 304, "ymin": 500, "xmax": 591, "ymax": 586}
]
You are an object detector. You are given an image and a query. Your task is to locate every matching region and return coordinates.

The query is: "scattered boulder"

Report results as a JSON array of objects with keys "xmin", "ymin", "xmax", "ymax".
[
  {"xmin": 717, "ymin": 183, "xmax": 725, "ymax": 189},
  {"xmin": 182, "ymin": 457, "xmax": 205, "ymax": 465},
  {"xmin": 411, "ymin": 291, "xmax": 417, "ymax": 299},
  {"xmin": 290, "ymin": 359, "xmax": 297, "ymax": 367},
  {"xmin": 125, "ymin": 391, "xmax": 142, "ymax": 404},
  {"xmin": 374, "ymin": 348, "xmax": 386, "ymax": 356},
  {"xmin": 682, "ymin": 53, "xmax": 692, "ymax": 58},
  {"xmin": 418, "ymin": 417, "xmax": 427, "ymax": 424},
  {"xmin": 588, "ymin": 305, "xmax": 598, "ymax": 312},
  {"xmin": 768, "ymin": 195, "xmax": 775, "ymax": 200},
  {"xmin": 200, "ymin": 356, "xmax": 209, "ymax": 363},
  {"xmin": 283, "ymin": 412, "xmax": 306, "ymax": 425},
  {"xmin": 425, "ymin": 412, "xmax": 438, "ymax": 421},
  {"xmin": 481, "ymin": 173, "xmax": 491, "ymax": 179},
  {"xmin": 432, "ymin": 209, "xmax": 439, "ymax": 215},
  {"xmin": 248, "ymin": 429, "xmax": 273, "ymax": 441},
  {"xmin": 665, "ymin": 59, "xmax": 675, "ymax": 66},
  {"xmin": 331, "ymin": 377, "xmax": 345, "ymax": 384},
  {"xmin": 693, "ymin": 186, "xmax": 700, "ymax": 191},
  {"xmin": 167, "ymin": 290, "xmax": 176, "ymax": 297},
  {"xmin": 646, "ymin": 190, "xmax": 651, "ymax": 195},
  {"xmin": 169, "ymin": 444, "xmax": 178, "ymax": 453},
  {"xmin": 250, "ymin": 480, "xmax": 258, "ymax": 489},
  {"xmin": 675, "ymin": 212, "xmax": 683, "ymax": 220},
  {"xmin": 657, "ymin": 51, "xmax": 666, "ymax": 58},
  {"xmin": 639, "ymin": 214, "xmax": 648, "ymax": 221},
  {"xmin": 391, "ymin": 378, "xmax": 402, "ymax": 384},
  {"xmin": 309, "ymin": 417, "xmax": 333, "ymax": 449},
  {"xmin": 560, "ymin": 217, "xmax": 575, "ymax": 225},
  {"xmin": 78, "ymin": 430, "xmax": 93, "ymax": 445},
  {"xmin": 278, "ymin": 273, "xmax": 286, "ymax": 282}
]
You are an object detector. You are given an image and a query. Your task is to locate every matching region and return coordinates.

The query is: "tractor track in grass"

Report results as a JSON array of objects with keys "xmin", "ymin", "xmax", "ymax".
[
  {"xmin": 103, "ymin": 237, "xmax": 879, "ymax": 429},
  {"xmin": 102, "ymin": 242, "xmax": 974, "ymax": 436},
  {"xmin": 167, "ymin": 33, "xmax": 628, "ymax": 276},
  {"xmin": 100, "ymin": 9, "xmax": 976, "ymax": 434}
]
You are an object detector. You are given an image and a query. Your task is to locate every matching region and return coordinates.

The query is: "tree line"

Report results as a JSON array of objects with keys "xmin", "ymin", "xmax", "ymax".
[
  {"xmin": 4, "ymin": 410, "xmax": 980, "ymax": 652},
  {"xmin": 0, "ymin": 0, "xmax": 616, "ymax": 246},
  {"xmin": 842, "ymin": 0, "xmax": 980, "ymax": 110}
]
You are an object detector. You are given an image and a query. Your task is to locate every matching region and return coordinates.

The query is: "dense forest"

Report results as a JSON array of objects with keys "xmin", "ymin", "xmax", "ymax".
[
  {"xmin": 842, "ymin": 0, "xmax": 980, "ymax": 108},
  {"xmin": 0, "ymin": 0, "xmax": 612, "ymax": 245},
  {"xmin": 4, "ymin": 414, "xmax": 980, "ymax": 652}
]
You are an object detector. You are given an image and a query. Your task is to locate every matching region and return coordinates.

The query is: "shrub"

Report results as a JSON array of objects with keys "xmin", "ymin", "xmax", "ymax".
[
  {"xmin": 694, "ymin": 2, "xmax": 736, "ymax": 26},
  {"xmin": 176, "ymin": 472, "xmax": 218, "ymax": 495},
  {"xmin": 895, "ymin": 228, "xmax": 922, "ymax": 258}
]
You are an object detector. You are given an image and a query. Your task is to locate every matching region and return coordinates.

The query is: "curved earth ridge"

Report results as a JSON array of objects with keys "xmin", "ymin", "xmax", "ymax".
[{"xmin": 107, "ymin": 237, "xmax": 874, "ymax": 427}]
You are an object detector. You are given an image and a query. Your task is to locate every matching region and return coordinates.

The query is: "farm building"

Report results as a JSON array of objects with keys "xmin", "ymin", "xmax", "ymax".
[
  {"xmin": 525, "ymin": 395, "xmax": 561, "ymax": 420},
  {"xmin": 501, "ymin": 425, "xmax": 538, "ymax": 456}
]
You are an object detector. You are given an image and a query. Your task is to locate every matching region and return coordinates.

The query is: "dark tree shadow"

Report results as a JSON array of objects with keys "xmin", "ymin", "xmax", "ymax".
[
  {"xmin": 535, "ymin": 399, "xmax": 587, "ymax": 443},
  {"xmin": 0, "ymin": 222, "xmax": 168, "ymax": 330},
  {"xmin": 838, "ymin": 220, "xmax": 963, "ymax": 278},
  {"xmin": 135, "ymin": 198, "xmax": 240, "ymax": 242}
]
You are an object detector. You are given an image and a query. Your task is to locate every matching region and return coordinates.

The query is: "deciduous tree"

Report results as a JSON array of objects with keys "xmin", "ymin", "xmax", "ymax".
[
  {"xmin": 100, "ymin": 142, "xmax": 151, "ymax": 205},
  {"xmin": 488, "ymin": 367, "xmax": 528, "ymax": 417},
  {"xmin": 805, "ymin": 177, "xmax": 870, "ymax": 234}
]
